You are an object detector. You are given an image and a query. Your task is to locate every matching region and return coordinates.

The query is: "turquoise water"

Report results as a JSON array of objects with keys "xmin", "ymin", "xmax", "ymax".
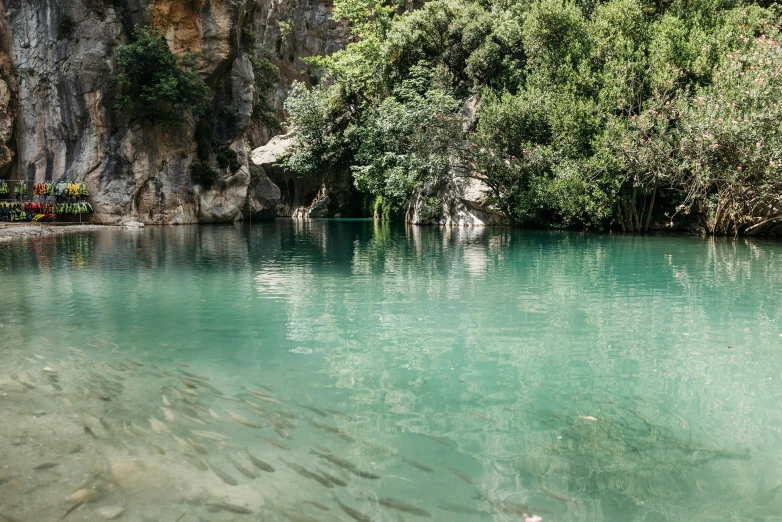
[{"xmin": 1, "ymin": 221, "xmax": 782, "ymax": 521}]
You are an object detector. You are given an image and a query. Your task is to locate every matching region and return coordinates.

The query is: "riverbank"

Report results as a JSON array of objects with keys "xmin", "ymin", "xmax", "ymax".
[{"xmin": 0, "ymin": 224, "xmax": 123, "ymax": 242}]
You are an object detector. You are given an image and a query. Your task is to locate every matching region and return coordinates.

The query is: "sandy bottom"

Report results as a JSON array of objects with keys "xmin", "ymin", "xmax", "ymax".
[{"xmin": 0, "ymin": 341, "xmax": 365, "ymax": 522}]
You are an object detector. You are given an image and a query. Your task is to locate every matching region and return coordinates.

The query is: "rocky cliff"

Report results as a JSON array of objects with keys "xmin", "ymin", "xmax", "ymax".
[{"xmin": 0, "ymin": 0, "xmax": 347, "ymax": 224}]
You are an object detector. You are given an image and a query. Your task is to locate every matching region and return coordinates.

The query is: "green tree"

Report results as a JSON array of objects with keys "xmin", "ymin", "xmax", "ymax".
[{"xmin": 114, "ymin": 25, "xmax": 210, "ymax": 126}]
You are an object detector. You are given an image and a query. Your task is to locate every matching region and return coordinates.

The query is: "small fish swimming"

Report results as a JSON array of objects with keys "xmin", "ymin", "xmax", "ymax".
[
  {"xmin": 299, "ymin": 404, "xmax": 327, "ymax": 417},
  {"xmin": 333, "ymin": 496, "xmax": 373, "ymax": 522},
  {"xmin": 161, "ymin": 407, "xmax": 176, "ymax": 422},
  {"xmin": 162, "ymin": 394, "xmax": 170, "ymax": 406},
  {"xmin": 227, "ymin": 411, "xmax": 263, "ymax": 429},
  {"xmin": 281, "ymin": 459, "xmax": 333, "ymax": 488},
  {"xmin": 363, "ymin": 495, "xmax": 431, "ymax": 517},
  {"xmin": 188, "ymin": 438, "xmax": 208, "ymax": 455},
  {"xmin": 183, "ymin": 454, "xmax": 208, "ymax": 471},
  {"xmin": 208, "ymin": 408, "xmax": 221, "ymax": 421},
  {"xmin": 302, "ymin": 500, "xmax": 330, "ymax": 511},
  {"xmin": 447, "ymin": 466, "xmax": 474, "ymax": 485},
  {"xmin": 424, "ymin": 434, "xmax": 452, "ymax": 446},
  {"xmin": 263, "ymin": 437, "xmax": 290, "ymax": 450},
  {"xmin": 310, "ymin": 450, "xmax": 356, "ymax": 469},
  {"xmin": 208, "ymin": 462, "xmax": 238, "ymax": 486},
  {"xmin": 148, "ymin": 417, "xmax": 170, "ymax": 434},
  {"xmin": 349, "ymin": 468, "xmax": 381, "ymax": 479},
  {"xmin": 172, "ymin": 435, "xmax": 191, "ymax": 452},
  {"xmin": 34, "ymin": 462, "xmax": 58, "ymax": 470},
  {"xmin": 246, "ymin": 451, "xmax": 275, "ymax": 472},
  {"xmin": 191, "ymin": 430, "xmax": 229, "ymax": 442},
  {"xmin": 181, "ymin": 370, "xmax": 208, "ymax": 380},
  {"xmin": 226, "ymin": 456, "xmax": 257, "ymax": 479},
  {"xmin": 402, "ymin": 457, "xmax": 433, "ymax": 473},
  {"xmin": 317, "ymin": 468, "xmax": 347, "ymax": 486},
  {"xmin": 152, "ymin": 444, "xmax": 166, "ymax": 455},
  {"xmin": 206, "ymin": 502, "xmax": 252, "ymax": 515}
]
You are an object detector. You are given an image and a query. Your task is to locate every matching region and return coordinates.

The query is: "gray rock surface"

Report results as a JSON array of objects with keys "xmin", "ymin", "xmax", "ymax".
[
  {"xmin": 0, "ymin": 0, "xmax": 347, "ymax": 224},
  {"xmin": 249, "ymin": 133, "xmax": 355, "ymax": 218}
]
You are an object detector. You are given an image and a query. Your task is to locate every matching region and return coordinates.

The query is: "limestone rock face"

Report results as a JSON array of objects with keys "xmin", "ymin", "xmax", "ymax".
[
  {"xmin": 0, "ymin": 0, "xmax": 347, "ymax": 223},
  {"xmin": 250, "ymin": 133, "xmax": 356, "ymax": 218},
  {"xmin": 406, "ymin": 171, "xmax": 503, "ymax": 226}
]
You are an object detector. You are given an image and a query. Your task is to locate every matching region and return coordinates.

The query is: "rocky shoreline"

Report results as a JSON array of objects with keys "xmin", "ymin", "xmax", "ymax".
[{"xmin": 0, "ymin": 224, "xmax": 119, "ymax": 242}]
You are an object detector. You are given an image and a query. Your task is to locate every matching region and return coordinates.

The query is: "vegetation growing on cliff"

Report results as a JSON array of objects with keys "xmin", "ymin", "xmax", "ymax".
[
  {"xmin": 284, "ymin": 0, "xmax": 782, "ymax": 234},
  {"xmin": 114, "ymin": 25, "xmax": 210, "ymax": 126}
]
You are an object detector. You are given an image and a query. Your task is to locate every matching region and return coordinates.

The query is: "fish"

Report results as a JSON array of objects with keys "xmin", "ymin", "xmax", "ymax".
[
  {"xmin": 317, "ymin": 468, "xmax": 347, "ymax": 486},
  {"xmin": 349, "ymin": 468, "xmax": 381, "ymax": 479},
  {"xmin": 226, "ymin": 456, "xmax": 257, "ymax": 479},
  {"xmin": 326, "ymin": 409, "xmax": 356, "ymax": 421},
  {"xmin": 214, "ymin": 394, "xmax": 240, "ymax": 402},
  {"xmin": 310, "ymin": 450, "xmax": 356, "ymax": 469},
  {"xmin": 130, "ymin": 422, "xmax": 150, "ymax": 436},
  {"xmin": 274, "ymin": 427, "xmax": 291, "ymax": 439},
  {"xmin": 437, "ymin": 503, "xmax": 485, "ymax": 515},
  {"xmin": 157, "ymin": 366, "xmax": 175, "ymax": 377},
  {"xmin": 578, "ymin": 415, "xmax": 598, "ymax": 421},
  {"xmin": 149, "ymin": 417, "xmax": 170, "ymax": 434},
  {"xmin": 447, "ymin": 466, "xmax": 474, "ymax": 485},
  {"xmin": 183, "ymin": 454, "xmax": 208, "ymax": 471},
  {"xmin": 227, "ymin": 411, "xmax": 263, "ymax": 428},
  {"xmin": 302, "ymin": 501, "xmax": 330, "ymax": 511},
  {"xmin": 263, "ymin": 437, "xmax": 290, "ymax": 450},
  {"xmin": 171, "ymin": 389, "xmax": 183, "ymax": 400},
  {"xmin": 188, "ymin": 438, "xmax": 208, "ymax": 455},
  {"xmin": 277, "ymin": 409, "xmax": 298, "ymax": 420},
  {"xmin": 176, "ymin": 387, "xmax": 197, "ymax": 397},
  {"xmin": 271, "ymin": 506, "xmax": 320, "ymax": 522},
  {"xmin": 313, "ymin": 443, "xmax": 331, "ymax": 454},
  {"xmin": 333, "ymin": 496, "xmax": 373, "ymax": 522},
  {"xmin": 182, "ymin": 397, "xmax": 209, "ymax": 412},
  {"xmin": 34, "ymin": 462, "xmax": 58, "ymax": 470},
  {"xmin": 162, "ymin": 394, "xmax": 171, "ymax": 406},
  {"xmin": 363, "ymin": 495, "xmax": 431, "ymax": 517},
  {"xmin": 424, "ymin": 434, "xmax": 452, "ymax": 446},
  {"xmin": 172, "ymin": 435, "xmax": 192, "ymax": 452},
  {"xmin": 471, "ymin": 412, "xmax": 495, "ymax": 424},
  {"xmin": 299, "ymin": 404, "xmax": 327, "ymax": 417},
  {"xmin": 208, "ymin": 462, "xmax": 238, "ymax": 486},
  {"xmin": 173, "ymin": 360, "xmax": 190, "ymax": 367},
  {"xmin": 184, "ymin": 415, "xmax": 207, "ymax": 426},
  {"xmin": 181, "ymin": 370, "xmax": 208, "ymax": 380},
  {"xmin": 281, "ymin": 459, "xmax": 333, "ymax": 488},
  {"xmin": 246, "ymin": 451, "xmax": 275, "ymax": 472},
  {"xmin": 206, "ymin": 502, "xmax": 253, "ymax": 515},
  {"xmin": 180, "ymin": 378, "xmax": 199, "ymax": 389},
  {"xmin": 191, "ymin": 430, "xmax": 229, "ymax": 442},
  {"xmin": 161, "ymin": 407, "xmax": 176, "ymax": 422},
  {"xmin": 208, "ymin": 408, "xmax": 222, "ymax": 421},
  {"xmin": 152, "ymin": 444, "xmax": 166, "ymax": 455},
  {"xmin": 245, "ymin": 388, "xmax": 280, "ymax": 403},
  {"xmin": 402, "ymin": 458, "xmax": 433, "ymax": 473}
]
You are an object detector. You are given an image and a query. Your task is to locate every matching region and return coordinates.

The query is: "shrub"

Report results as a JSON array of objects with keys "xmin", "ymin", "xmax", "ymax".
[
  {"xmin": 190, "ymin": 163, "xmax": 219, "ymax": 190},
  {"xmin": 114, "ymin": 25, "xmax": 210, "ymax": 126}
]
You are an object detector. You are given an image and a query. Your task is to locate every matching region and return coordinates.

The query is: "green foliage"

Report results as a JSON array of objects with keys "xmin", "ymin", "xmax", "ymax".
[
  {"xmin": 190, "ymin": 163, "xmax": 219, "ymax": 190},
  {"xmin": 59, "ymin": 16, "xmax": 76, "ymax": 40},
  {"xmin": 282, "ymin": 0, "xmax": 782, "ymax": 232},
  {"xmin": 278, "ymin": 20, "xmax": 295, "ymax": 49},
  {"xmin": 215, "ymin": 144, "xmax": 241, "ymax": 173},
  {"xmin": 251, "ymin": 57, "xmax": 282, "ymax": 131},
  {"xmin": 114, "ymin": 25, "xmax": 210, "ymax": 126}
]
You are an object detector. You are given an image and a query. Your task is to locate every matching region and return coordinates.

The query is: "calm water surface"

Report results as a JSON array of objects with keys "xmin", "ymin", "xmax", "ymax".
[{"xmin": 1, "ymin": 220, "xmax": 781, "ymax": 521}]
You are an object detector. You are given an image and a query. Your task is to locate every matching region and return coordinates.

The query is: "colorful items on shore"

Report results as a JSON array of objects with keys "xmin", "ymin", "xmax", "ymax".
[{"xmin": 0, "ymin": 181, "xmax": 93, "ymax": 222}]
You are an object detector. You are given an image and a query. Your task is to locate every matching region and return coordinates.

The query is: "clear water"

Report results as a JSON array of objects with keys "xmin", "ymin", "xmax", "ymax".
[{"xmin": 1, "ymin": 221, "xmax": 782, "ymax": 522}]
